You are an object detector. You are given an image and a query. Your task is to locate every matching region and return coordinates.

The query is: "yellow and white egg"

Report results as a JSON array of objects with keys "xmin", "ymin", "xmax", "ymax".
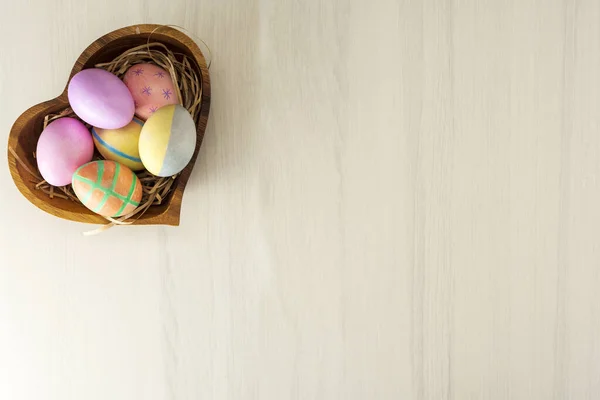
[{"xmin": 138, "ymin": 105, "xmax": 196, "ymax": 177}]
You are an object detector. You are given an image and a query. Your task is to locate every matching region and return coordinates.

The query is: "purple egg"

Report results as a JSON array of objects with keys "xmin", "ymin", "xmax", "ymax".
[
  {"xmin": 68, "ymin": 68, "xmax": 135, "ymax": 129},
  {"xmin": 36, "ymin": 118, "xmax": 94, "ymax": 186}
]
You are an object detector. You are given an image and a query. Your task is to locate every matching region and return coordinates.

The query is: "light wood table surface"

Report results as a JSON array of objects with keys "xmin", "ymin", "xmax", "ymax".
[{"xmin": 1, "ymin": 1, "xmax": 599, "ymax": 399}]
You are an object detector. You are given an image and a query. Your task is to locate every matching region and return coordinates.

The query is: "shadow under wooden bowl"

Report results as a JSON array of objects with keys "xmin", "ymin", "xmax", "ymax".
[{"xmin": 7, "ymin": 24, "xmax": 211, "ymax": 226}]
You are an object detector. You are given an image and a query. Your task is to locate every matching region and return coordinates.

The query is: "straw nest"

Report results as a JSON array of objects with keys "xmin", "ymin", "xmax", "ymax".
[{"xmin": 27, "ymin": 40, "xmax": 203, "ymax": 228}]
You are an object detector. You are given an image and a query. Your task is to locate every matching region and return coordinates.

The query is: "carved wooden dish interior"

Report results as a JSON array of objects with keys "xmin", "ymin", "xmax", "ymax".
[{"xmin": 6, "ymin": 25, "xmax": 210, "ymax": 226}]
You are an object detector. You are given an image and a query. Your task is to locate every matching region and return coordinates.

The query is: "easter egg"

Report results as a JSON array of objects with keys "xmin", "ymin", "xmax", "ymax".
[
  {"xmin": 139, "ymin": 104, "xmax": 196, "ymax": 177},
  {"xmin": 92, "ymin": 118, "xmax": 145, "ymax": 171},
  {"xmin": 68, "ymin": 68, "xmax": 135, "ymax": 129},
  {"xmin": 36, "ymin": 118, "xmax": 94, "ymax": 186},
  {"xmin": 72, "ymin": 160, "xmax": 143, "ymax": 217},
  {"xmin": 123, "ymin": 63, "xmax": 179, "ymax": 120}
]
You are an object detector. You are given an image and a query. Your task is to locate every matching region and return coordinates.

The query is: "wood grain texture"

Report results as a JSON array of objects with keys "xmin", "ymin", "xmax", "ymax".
[{"xmin": 0, "ymin": 0, "xmax": 599, "ymax": 399}]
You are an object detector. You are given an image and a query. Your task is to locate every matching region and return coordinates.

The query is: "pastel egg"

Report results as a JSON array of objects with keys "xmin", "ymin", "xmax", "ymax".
[
  {"xmin": 72, "ymin": 160, "xmax": 143, "ymax": 217},
  {"xmin": 139, "ymin": 104, "xmax": 196, "ymax": 177},
  {"xmin": 68, "ymin": 68, "xmax": 135, "ymax": 129},
  {"xmin": 123, "ymin": 63, "xmax": 179, "ymax": 120},
  {"xmin": 92, "ymin": 118, "xmax": 145, "ymax": 171},
  {"xmin": 36, "ymin": 117, "xmax": 94, "ymax": 186}
]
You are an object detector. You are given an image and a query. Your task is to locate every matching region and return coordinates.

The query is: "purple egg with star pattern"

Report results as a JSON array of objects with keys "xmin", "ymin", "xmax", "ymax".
[
  {"xmin": 68, "ymin": 68, "xmax": 135, "ymax": 129},
  {"xmin": 123, "ymin": 63, "xmax": 179, "ymax": 120}
]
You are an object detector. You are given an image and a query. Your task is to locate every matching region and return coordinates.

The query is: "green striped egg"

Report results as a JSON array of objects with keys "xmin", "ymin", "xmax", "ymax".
[{"xmin": 72, "ymin": 160, "xmax": 142, "ymax": 217}]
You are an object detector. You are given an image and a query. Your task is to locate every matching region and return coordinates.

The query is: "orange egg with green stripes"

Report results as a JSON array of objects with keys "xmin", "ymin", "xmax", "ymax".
[
  {"xmin": 92, "ymin": 118, "xmax": 145, "ymax": 171},
  {"xmin": 72, "ymin": 160, "xmax": 143, "ymax": 217}
]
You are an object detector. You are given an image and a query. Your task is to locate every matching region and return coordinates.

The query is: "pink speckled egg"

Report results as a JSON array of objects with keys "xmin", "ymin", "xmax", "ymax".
[
  {"xmin": 36, "ymin": 118, "xmax": 94, "ymax": 186},
  {"xmin": 68, "ymin": 68, "xmax": 135, "ymax": 129},
  {"xmin": 123, "ymin": 63, "xmax": 179, "ymax": 120}
]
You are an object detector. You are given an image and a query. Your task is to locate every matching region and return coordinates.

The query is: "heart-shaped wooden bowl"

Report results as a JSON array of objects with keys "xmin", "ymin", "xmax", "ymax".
[{"xmin": 7, "ymin": 24, "xmax": 210, "ymax": 226}]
